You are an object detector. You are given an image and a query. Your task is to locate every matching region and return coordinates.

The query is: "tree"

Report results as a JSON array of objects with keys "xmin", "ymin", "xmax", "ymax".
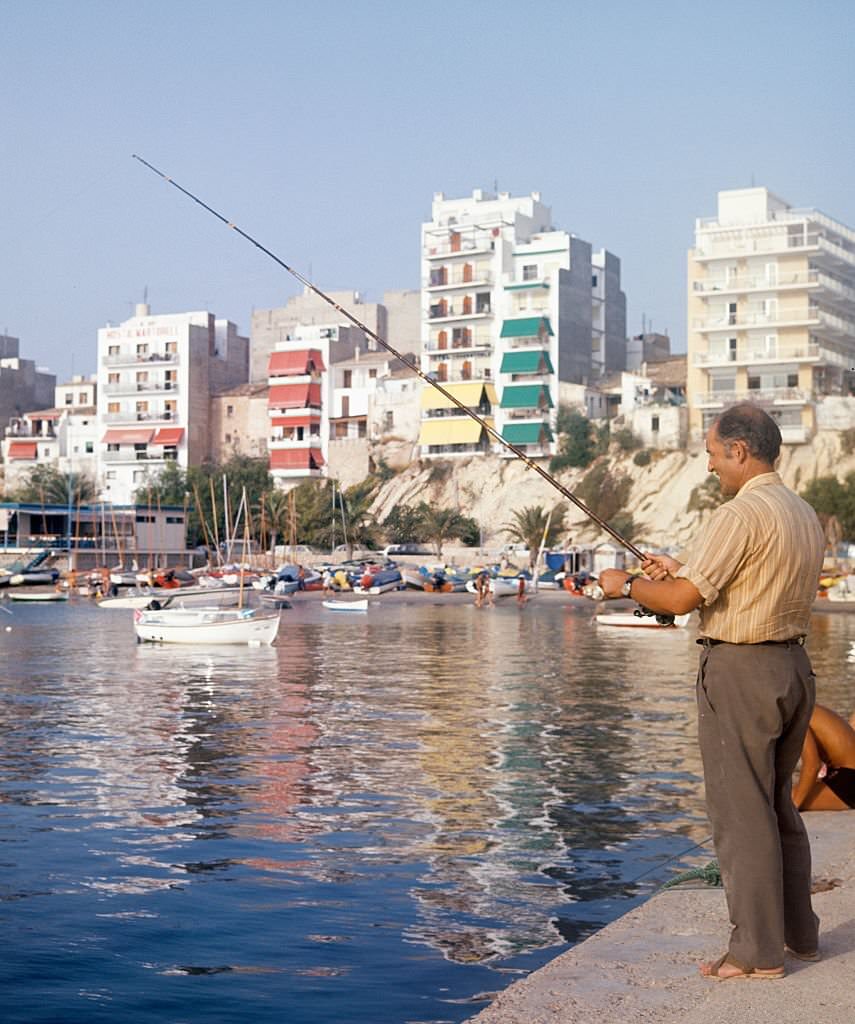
[
  {"xmin": 501, "ymin": 503, "xmax": 567, "ymax": 567},
  {"xmin": 417, "ymin": 503, "xmax": 471, "ymax": 558},
  {"xmin": 687, "ymin": 473, "xmax": 729, "ymax": 513},
  {"xmin": 575, "ymin": 461, "xmax": 632, "ymax": 527},
  {"xmin": 550, "ymin": 407, "xmax": 596, "ymax": 471},
  {"xmin": 801, "ymin": 473, "xmax": 855, "ymax": 540},
  {"xmin": 338, "ymin": 479, "xmax": 382, "ymax": 556},
  {"xmin": 13, "ymin": 465, "xmax": 98, "ymax": 506},
  {"xmin": 382, "ymin": 503, "xmax": 429, "ymax": 544}
]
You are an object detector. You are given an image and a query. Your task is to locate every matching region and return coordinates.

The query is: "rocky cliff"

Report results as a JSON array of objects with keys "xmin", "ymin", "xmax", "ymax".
[{"xmin": 369, "ymin": 430, "xmax": 853, "ymax": 555}]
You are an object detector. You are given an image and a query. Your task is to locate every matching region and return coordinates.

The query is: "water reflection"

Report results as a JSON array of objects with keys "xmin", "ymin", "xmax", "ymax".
[{"xmin": 1, "ymin": 599, "xmax": 853, "ymax": 1024}]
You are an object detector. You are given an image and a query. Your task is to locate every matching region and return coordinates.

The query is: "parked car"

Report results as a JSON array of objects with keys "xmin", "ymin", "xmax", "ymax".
[{"xmin": 381, "ymin": 543, "xmax": 432, "ymax": 557}]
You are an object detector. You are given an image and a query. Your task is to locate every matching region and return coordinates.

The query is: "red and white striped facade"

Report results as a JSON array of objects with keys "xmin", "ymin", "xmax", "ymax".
[{"xmin": 267, "ymin": 346, "xmax": 327, "ymax": 482}]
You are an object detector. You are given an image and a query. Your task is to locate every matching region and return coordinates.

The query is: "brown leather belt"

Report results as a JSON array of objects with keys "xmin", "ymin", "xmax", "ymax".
[{"xmin": 696, "ymin": 637, "xmax": 805, "ymax": 647}]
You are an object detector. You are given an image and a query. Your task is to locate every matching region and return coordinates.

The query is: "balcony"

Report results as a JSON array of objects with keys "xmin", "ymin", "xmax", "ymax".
[
  {"xmin": 424, "ymin": 268, "xmax": 492, "ymax": 290},
  {"xmin": 102, "ymin": 412, "xmax": 179, "ymax": 423},
  {"xmin": 694, "ymin": 232, "xmax": 819, "ymax": 261},
  {"xmin": 693, "ymin": 344, "xmax": 820, "ymax": 367},
  {"xmin": 427, "ymin": 302, "xmax": 492, "ymax": 322},
  {"xmin": 102, "ymin": 351, "xmax": 179, "ymax": 366},
  {"xmin": 102, "ymin": 380, "xmax": 176, "ymax": 395},
  {"xmin": 692, "ymin": 307, "xmax": 823, "ymax": 332},
  {"xmin": 424, "ymin": 238, "xmax": 495, "ymax": 260},
  {"xmin": 101, "ymin": 449, "xmax": 174, "ymax": 463},
  {"xmin": 693, "ymin": 270, "xmax": 818, "ymax": 295},
  {"xmin": 694, "ymin": 387, "xmax": 811, "ymax": 409}
]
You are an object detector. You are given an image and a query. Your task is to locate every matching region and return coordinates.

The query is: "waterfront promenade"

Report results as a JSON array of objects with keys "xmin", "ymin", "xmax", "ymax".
[{"xmin": 469, "ymin": 812, "xmax": 855, "ymax": 1024}]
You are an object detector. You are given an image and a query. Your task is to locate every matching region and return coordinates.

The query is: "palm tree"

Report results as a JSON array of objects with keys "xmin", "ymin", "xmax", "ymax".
[
  {"xmin": 260, "ymin": 490, "xmax": 293, "ymax": 559},
  {"xmin": 418, "ymin": 503, "xmax": 470, "ymax": 559},
  {"xmin": 501, "ymin": 504, "xmax": 567, "ymax": 568}
]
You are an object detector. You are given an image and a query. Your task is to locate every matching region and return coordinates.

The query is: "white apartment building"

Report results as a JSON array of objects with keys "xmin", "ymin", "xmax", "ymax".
[
  {"xmin": 419, "ymin": 189, "xmax": 626, "ymax": 459},
  {"xmin": 2, "ymin": 375, "xmax": 99, "ymax": 492},
  {"xmin": 687, "ymin": 187, "xmax": 855, "ymax": 443},
  {"xmin": 97, "ymin": 304, "xmax": 248, "ymax": 503}
]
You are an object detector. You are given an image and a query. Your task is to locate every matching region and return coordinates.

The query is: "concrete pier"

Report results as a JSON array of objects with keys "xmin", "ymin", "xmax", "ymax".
[{"xmin": 469, "ymin": 813, "xmax": 855, "ymax": 1024}]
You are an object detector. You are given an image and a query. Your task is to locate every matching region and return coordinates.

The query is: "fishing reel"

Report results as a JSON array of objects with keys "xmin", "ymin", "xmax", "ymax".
[{"xmin": 633, "ymin": 605, "xmax": 676, "ymax": 626}]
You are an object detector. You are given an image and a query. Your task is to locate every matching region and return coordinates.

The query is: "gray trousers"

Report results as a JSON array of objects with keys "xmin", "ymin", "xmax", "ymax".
[{"xmin": 696, "ymin": 641, "xmax": 818, "ymax": 968}]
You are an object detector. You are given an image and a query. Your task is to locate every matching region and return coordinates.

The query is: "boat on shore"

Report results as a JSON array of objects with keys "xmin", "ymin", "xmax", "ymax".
[
  {"xmin": 133, "ymin": 606, "xmax": 280, "ymax": 645},
  {"xmin": 6, "ymin": 588, "xmax": 68, "ymax": 602},
  {"xmin": 596, "ymin": 612, "xmax": 690, "ymax": 629},
  {"xmin": 322, "ymin": 599, "xmax": 368, "ymax": 612},
  {"xmin": 99, "ymin": 582, "xmax": 242, "ymax": 610}
]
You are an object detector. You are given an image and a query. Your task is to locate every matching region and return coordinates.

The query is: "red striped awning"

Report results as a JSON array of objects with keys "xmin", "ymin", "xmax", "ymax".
[
  {"xmin": 102, "ymin": 428, "xmax": 155, "ymax": 445},
  {"xmin": 7, "ymin": 441, "xmax": 38, "ymax": 460},
  {"xmin": 270, "ymin": 415, "xmax": 321, "ymax": 428},
  {"xmin": 269, "ymin": 448, "xmax": 325, "ymax": 470},
  {"xmin": 268, "ymin": 382, "xmax": 322, "ymax": 409},
  {"xmin": 268, "ymin": 348, "xmax": 326, "ymax": 375},
  {"xmin": 152, "ymin": 427, "xmax": 184, "ymax": 445}
]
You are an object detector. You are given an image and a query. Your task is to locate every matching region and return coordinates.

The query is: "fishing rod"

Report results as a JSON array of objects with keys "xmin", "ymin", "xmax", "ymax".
[{"xmin": 132, "ymin": 154, "xmax": 645, "ymax": 562}]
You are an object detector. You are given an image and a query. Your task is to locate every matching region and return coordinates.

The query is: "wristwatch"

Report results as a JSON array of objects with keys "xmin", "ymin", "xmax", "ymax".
[{"xmin": 620, "ymin": 576, "xmax": 635, "ymax": 598}]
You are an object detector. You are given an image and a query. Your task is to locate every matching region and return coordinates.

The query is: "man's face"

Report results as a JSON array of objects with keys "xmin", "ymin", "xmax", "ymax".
[{"xmin": 705, "ymin": 426, "xmax": 743, "ymax": 496}]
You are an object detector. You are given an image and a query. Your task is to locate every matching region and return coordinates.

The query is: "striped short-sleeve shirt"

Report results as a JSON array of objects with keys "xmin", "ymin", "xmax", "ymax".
[{"xmin": 675, "ymin": 472, "xmax": 824, "ymax": 643}]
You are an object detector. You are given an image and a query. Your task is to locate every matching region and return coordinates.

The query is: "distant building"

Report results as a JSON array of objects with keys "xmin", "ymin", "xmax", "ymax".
[
  {"xmin": 619, "ymin": 356, "xmax": 688, "ymax": 449},
  {"xmin": 625, "ymin": 332, "xmax": 671, "ymax": 371},
  {"xmin": 209, "ymin": 382, "xmax": 269, "ymax": 462},
  {"xmin": 250, "ymin": 289, "xmax": 387, "ymax": 383},
  {"xmin": 0, "ymin": 334, "xmax": 56, "ymax": 439},
  {"xmin": 419, "ymin": 188, "xmax": 626, "ymax": 460},
  {"xmin": 2, "ymin": 374, "xmax": 98, "ymax": 493},
  {"xmin": 687, "ymin": 187, "xmax": 855, "ymax": 444},
  {"xmin": 96, "ymin": 304, "xmax": 248, "ymax": 504}
]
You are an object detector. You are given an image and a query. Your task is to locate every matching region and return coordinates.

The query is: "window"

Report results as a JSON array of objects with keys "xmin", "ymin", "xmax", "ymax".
[
  {"xmin": 136, "ymin": 343, "xmax": 148, "ymax": 356},
  {"xmin": 134, "ymin": 443, "xmax": 147, "ymax": 460},
  {"xmin": 108, "ymin": 402, "xmax": 120, "ymax": 414},
  {"xmin": 748, "ymin": 376, "xmax": 761, "ymax": 390},
  {"xmin": 591, "ymin": 274, "xmax": 598, "ymax": 287},
  {"xmin": 651, "ymin": 416, "xmax": 660, "ymax": 432},
  {"xmin": 107, "ymin": 443, "xmax": 120, "ymax": 453},
  {"xmin": 385, "ymin": 411, "xmax": 394, "ymax": 430},
  {"xmin": 343, "ymin": 370, "xmax": 352, "ymax": 388},
  {"xmin": 358, "ymin": 421, "xmax": 366, "ymax": 438},
  {"xmin": 163, "ymin": 446, "xmax": 177, "ymax": 461},
  {"xmin": 79, "ymin": 393, "xmax": 86, "ymax": 404},
  {"xmin": 166, "ymin": 341, "xmax": 177, "ymax": 353},
  {"xmin": 133, "ymin": 470, "xmax": 146, "ymax": 483},
  {"xmin": 106, "ymin": 470, "xmax": 116, "ymax": 480},
  {"xmin": 522, "ymin": 264, "xmax": 538, "ymax": 281},
  {"xmin": 108, "ymin": 372, "xmax": 120, "ymax": 384},
  {"xmin": 224, "ymin": 433, "xmax": 232, "ymax": 444},
  {"xmin": 369, "ymin": 368, "xmax": 377, "ymax": 379},
  {"xmin": 728, "ymin": 303, "xmax": 737, "ymax": 325},
  {"xmin": 85, "ymin": 442, "xmax": 93, "ymax": 453},
  {"xmin": 728, "ymin": 338, "xmax": 737, "ymax": 361},
  {"xmin": 108, "ymin": 344, "xmax": 120, "ymax": 356},
  {"xmin": 475, "ymin": 292, "xmax": 490, "ymax": 313},
  {"xmin": 136, "ymin": 401, "xmax": 148, "ymax": 416},
  {"xmin": 788, "ymin": 373, "xmax": 798, "ymax": 388},
  {"xmin": 226, "ymin": 405, "xmax": 234, "ymax": 417},
  {"xmin": 341, "ymin": 396, "xmax": 350, "ymax": 418},
  {"xmin": 65, "ymin": 393, "xmax": 73, "ymax": 405}
]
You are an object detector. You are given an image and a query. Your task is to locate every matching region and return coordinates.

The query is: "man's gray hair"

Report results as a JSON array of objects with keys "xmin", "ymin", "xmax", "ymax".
[{"xmin": 715, "ymin": 403, "xmax": 782, "ymax": 464}]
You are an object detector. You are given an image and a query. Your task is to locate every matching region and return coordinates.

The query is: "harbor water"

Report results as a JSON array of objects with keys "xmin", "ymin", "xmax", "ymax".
[{"xmin": 1, "ymin": 596, "xmax": 852, "ymax": 1023}]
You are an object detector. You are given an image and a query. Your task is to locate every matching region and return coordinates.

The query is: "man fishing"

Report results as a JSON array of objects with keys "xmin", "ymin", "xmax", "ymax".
[{"xmin": 600, "ymin": 403, "xmax": 825, "ymax": 982}]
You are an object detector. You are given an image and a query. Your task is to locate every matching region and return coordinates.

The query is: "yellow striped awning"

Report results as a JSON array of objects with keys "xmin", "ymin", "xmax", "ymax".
[
  {"xmin": 420, "ymin": 381, "xmax": 497, "ymax": 411},
  {"xmin": 418, "ymin": 417, "xmax": 494, "ymax": 446}
]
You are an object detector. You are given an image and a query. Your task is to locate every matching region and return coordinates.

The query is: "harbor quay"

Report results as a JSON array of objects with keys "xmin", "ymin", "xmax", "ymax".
[{"xmin": 468, "ymin": 812, "xmax": 855, "ymax": 1024}]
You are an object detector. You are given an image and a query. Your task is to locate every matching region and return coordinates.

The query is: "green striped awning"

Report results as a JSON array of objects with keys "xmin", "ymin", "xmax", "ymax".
[
  {"xmin": 499, "ymin": 316, "xmax": 554, "ymax": 339},
  {"xmin": 500, "ymin": 384, "xmax": 554, "ymax": 409},
  {"xmin": 499, "ymin": 350, "xmax": 554, "ymax": 374},
  {"xmin": 502, "ymin": 423, "xmax": 554, "ymax": 444}
]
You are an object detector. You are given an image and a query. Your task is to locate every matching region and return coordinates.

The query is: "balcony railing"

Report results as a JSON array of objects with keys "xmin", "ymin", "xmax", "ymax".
[
  {"xmin": 694, "ymin": 232, "xmax": 819, "ymax": 260},
  {"xmin": 102, "ymin": 412, "xmax": 178, "ymax": 423},
  {"xmin": 692, "ymin": 307, "xmax": 821, "ymax": 331},
  {"xmin": 101, "ymin": 449, "xmax": 176, "ymax": 463},
  {"xmin": 427, "ymin": 302, "xmax": 492, "ymax": 320},
  {"xmin": 102, "ymin": 352, "xmax": 179, "ymax": 366},
  {"xmin": 102, "ymin": 381, "xmax": 176, "ymax": 395},
  {"xmin": 693, "ymin": 270, "xmax": 818, "ymax": 293},
  {"xmin": 425, "ymin": 268, "xmax": 492, "ymax": 289},
  {"xmin": 693, "ymin": 344, "xmax": 820, "ymax": 366},
  {"xmin": 424, "ymin": 333, "xmax": 491, "ymax": 353},
  {"xmin": 695, "ymin": 387, "xmax": 811, "ymax": 408}
]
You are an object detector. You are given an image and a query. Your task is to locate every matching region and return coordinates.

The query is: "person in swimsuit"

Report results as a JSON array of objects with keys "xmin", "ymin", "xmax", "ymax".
[{"xmin": 792, "ymin": 704, "xmax": 855, "ymax": 811}]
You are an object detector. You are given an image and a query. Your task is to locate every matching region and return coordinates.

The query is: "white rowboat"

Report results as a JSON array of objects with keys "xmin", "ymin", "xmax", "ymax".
[
  {"xmin": 322, "ymin": 599, "xmax": 368, "ymax": 612},
  {"xmin": 596, "ymin": 612, "xmax": 690, "ymax": 629}
]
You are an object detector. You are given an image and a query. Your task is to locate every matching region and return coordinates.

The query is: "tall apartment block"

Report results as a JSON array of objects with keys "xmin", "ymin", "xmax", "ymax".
[
  {"xmin": 0, "ymin": 334, "xmax": 56, "ymax": 436},
  {"xmin": 96, "ymin": 304, "xmax": 248, "ymax": 504},
  {"xmin": 418, "ymin": 189, "xmax": 626, "ymax": 459},
  {"xmin": 687, "ymin": 187, "xmax": 855, "ymax": 443}
]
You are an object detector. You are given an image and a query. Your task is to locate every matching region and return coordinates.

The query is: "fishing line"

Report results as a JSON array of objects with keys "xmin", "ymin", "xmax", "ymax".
[{"xmin": 131, "ymin": 154, "xmax": 645, "ymax": 562}]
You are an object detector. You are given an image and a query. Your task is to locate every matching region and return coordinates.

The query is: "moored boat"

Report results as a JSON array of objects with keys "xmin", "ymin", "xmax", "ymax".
[
  {"xmin": 7, "ymin": 588, "xmax": 69, "ymax": 602},
  {"xmin": 133, "ymin": 606, "xmax": 280, "ymax": 645},
  {"xmin": 322, "ymin": 599, "xmax": 368, "ymax": 612}
]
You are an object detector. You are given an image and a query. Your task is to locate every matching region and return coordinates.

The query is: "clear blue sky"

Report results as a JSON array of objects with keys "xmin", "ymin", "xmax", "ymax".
[{"xmin": 3, "ymin": 0, "xmax": 853, "ymax": 380}]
